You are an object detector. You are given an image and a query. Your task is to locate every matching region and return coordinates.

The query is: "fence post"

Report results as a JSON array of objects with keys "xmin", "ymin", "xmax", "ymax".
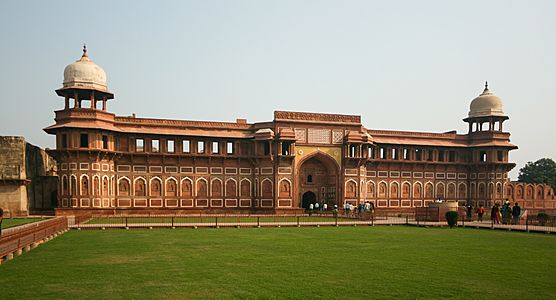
[
  {"xmin": 126, "ymin": 217, "xmax": 128, "ymax": 228},
  {"xmin": 372, "ymin": 214, "xmax": 374, "ymax": 226},
  {"xmin": 171, "ymin": 216, "xmax": 174, "ymax": 228},
  {"xmin": 297, "ymin": 216, "xmax": 300, "ymax": 227},
  {"xmin": 215, "ymin": 216, "xmax": 218, "ymax": 228},
  {"xmin": 526, "ymin": 215, "xmax": 529, "ymax": 232},
  {"xmin": 257, "ymin": 216, "xmax": 260, "ymax": 227},
  {"xmin": 335, "ymin": 214, "xmax": 338, "ymax": 226},
  {"xmin": 405, "ymin": 215, "xmax": 408, "ymax": 225}
]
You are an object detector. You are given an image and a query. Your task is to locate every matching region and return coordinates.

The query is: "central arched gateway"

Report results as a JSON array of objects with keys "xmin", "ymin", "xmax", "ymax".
[{"xmin": 296, "ymin": 151, "xmax": 340, "ymax": 208}]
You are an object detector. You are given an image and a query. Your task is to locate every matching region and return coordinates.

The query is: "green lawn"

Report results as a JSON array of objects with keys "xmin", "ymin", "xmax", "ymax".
[
  {"xmin": 1, "ymin": 218, "xmax": 46, "ymax": 229},
  {"xmin": 0, "ymin": 226, "xmax": 555, "ymax": 299}
]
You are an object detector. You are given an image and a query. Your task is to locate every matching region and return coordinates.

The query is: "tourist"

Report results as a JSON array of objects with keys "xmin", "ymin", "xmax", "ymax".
[
  {"xmin": 491, "ymin": 204, "xmax": 500, "ymax": 224},
  {"xmin": 466, "ymin": 204, "xmax": 473, "ymax": 221},
  {"xmin": 502, "ymin": 201, "xmax": 512, "ymax": 225},
  {"xmin": 477, "ymin": 205, "xmax": 485, "ymax": 222},
  {"xmin": 315, "ymin": 202, "xmax": 320, "ymax": 212},
  {"xmin": 323, "ymin": 203, "xmax": 328, "ymax": 211},
  {"xmin": 369, "ymin": 202, "xmax": 375, "ymax": 214},
  {"xmin": 344, "ymin": 202, "xmax": 350, "ymax": 216},
  {"xmin": 512, "ymin": 202, "xmax": 521, "ymax": 225}
]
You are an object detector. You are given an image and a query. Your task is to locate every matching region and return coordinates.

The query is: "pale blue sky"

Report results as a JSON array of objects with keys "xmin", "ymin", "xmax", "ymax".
[{"xmin": 0, "ymin": 0, "xmax": 554, "ymax": 179}]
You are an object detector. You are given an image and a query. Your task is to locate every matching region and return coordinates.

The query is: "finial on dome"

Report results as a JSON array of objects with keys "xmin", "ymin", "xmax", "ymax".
[
  {"xmin": 82, "ymin": 44, "xmax": 88, "ymax": 58},
  {"xmin": 485, "ymin": 81, "xmax": 488, "ymax": 90}
]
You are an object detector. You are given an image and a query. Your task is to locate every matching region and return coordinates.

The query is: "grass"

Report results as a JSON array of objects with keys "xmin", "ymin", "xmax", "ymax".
[
  {"xmin": 0, "ymin": 226, "xmax": 555, "ymax": 299},
  {"xmin": 1, "ymin": 218, "xmax": 46, "ymax": 229}
]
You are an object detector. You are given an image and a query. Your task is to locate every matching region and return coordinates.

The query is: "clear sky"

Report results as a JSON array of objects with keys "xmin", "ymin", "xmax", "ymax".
[{"xmin": 0, "ymin": 0, "xmax": 554, "ymax": 179}]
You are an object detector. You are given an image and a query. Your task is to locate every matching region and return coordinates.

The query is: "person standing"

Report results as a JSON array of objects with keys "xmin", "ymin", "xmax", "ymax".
[
  {"xmin": 502, "ymin": 201, "xmax": 512, "ymax": 224},
  {"xmin": 512, "ymin": 202, "xmax": 521, "ymax": 225},
  {"xmin": 323, "ymin": 203, "xmax": 328, "ymax": 211},
  {"xmin": 477, "ymin": 205, "xmax": 485, "ymax": 222},
  {"xmin": 314, "ymin": 202, "xmax": 320, "ymax": 212},
  {"xmin": 466, "ymin": 204, "xmax": 473, "ymax": 221},
  {"xmin": 491, "ymin": 204, "xmax": 501, "ymax": 224}
]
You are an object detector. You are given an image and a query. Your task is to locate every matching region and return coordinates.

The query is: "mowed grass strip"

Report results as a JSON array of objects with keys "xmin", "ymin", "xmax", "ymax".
[
  {"xmin": 0, "ymin": 226, "xmax": 555, "ymax": 299},
  {"xmin": 1, "ymin": 218, "xmax": 47, "ymax": 229}
]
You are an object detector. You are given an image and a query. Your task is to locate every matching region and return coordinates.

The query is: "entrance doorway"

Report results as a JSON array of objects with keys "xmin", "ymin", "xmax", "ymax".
[
  {"xmin": 297, "ymin": 152, "xmax": 339, "ymax": 208},
  {"xmin": 301, "ymin": 191, "xmax": 316, "ymax": 209}
]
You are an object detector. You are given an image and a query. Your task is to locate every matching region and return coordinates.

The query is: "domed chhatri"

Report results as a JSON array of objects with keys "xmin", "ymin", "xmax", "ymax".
[
  {"xmin": 468, "ymin": 82, "xmax": 505, "ymax": 118},
  {"xmin": 62, "ymin": 45, "xmax": 108, "ymax": 92}
]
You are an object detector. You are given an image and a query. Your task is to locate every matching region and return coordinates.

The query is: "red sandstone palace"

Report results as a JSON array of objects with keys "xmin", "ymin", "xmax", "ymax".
[{"xmin": 45, "ymin": 47, "xmax": 555, "ymax": 215}]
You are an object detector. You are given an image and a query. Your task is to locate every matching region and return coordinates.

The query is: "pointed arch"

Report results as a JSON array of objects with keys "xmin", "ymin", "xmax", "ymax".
[
  {"xmin": 278, "ymin": 178, "xmax": 292, "ymax": 198},
  {"xmin": 447, "ymin": 182, "xmax": 456, "ymax": 199},
  {"xmin": 261, "ymin": 178, "xmax": 273, "ymax": 198},
  {"xmin": 516, "ymin": 184, "xmax": 524, "ymax": 199},
  {"xmin": 425, "ymin": 182, "xmax": 434, "ymax": 199},
  {"xmin": 225, "ymin": 178, "xmax": 238, "ymax": 198},
  {"xmin": 165, "ymin": 177, "xmax": 178, "ymax": 197},
  {"xmin": 196, "ymin": 177, "xmax": 208, "ymax": 198},
  {"xmin": 149, "ymin": 177, "xmax": 162, "ymax": 197},
  {"xmin": 366, "ymin": 180, "xmax": 375, "ymax": 198},
  {"xmin": 70, "ymin": 174, "xmax": 78, "ymax": 196},
  {"xmin": 401, "ymin": 181, "xmax": 411, "ymax": 198},
  {"xmin": 488, "ymin": 182, "xmax": 494, "ymax": 198},
  {"xmin": 413, "ymin": 181, "xmax": 423, "ymax": 199},
  {"xmin": 378, "ymin": 181, "xmax": 388, "ymax": 198},
  {"xmin": 526, "ymin": 184, "xmax": 534, "ymax": 199},
  {"xmin": 505, "ymin": 183, "xmax": 512, "ymax": 198},
  {"xmin": 180, "ymin": 177, "xmax": 193, "ymax": 198},
  {"xmin": 458, "ymin": 182, "xmax": 467, "ymax": 199},
  {"xmin": 240, "ymin": 178, "xmax": 251, "ymax": 198},
  {"xmin": 478, "ymin": 182, "xmax": 486, "ymax": 198},
  {"xmin": 92, "ymin": 175, "xmax": 101, "ymax": 196},
  {"xmin": 536, "ymin": 185, "xmax": 544, "ymax": 199},
  {"xmin": 390, "ymin": 181, "xmax": 399, "ymax": 199},
  {"xmin": 436, "ymin": 182, "xmax": 445, "ymax": 199},
  {"xmin": 102, "ymin": 175, "xmax": 109, "ymax": 197},
  {"xmin": 470, "ymin": 182, "xmax": 476, "ymax": 199},
  {"xmin": 118, "ymin": 176, "xmax": 130, "ymax": 196},
  {"xmin": 345, "ymin": 179, "xmax": 357, "ymax": 198},
  {"xmin": 496, "ymin": 182, "xmax": 502, "ymax": 199},
  {"xmin": 134, "ymin": 177, "xmax": 147, "ymax": 197},
  {"xmin": 80, "ymin": 174, "xmax": 90, "ymax": 196},
  {"xmin": 211, "ymin": 177, "xmax": 223, "ymax": 197}
]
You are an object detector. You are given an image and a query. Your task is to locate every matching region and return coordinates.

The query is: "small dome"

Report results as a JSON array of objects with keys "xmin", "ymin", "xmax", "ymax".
[
  {"xmin": 468, "ymin": 82, "xmax": 504, "ymax": 118},
  {"xmin": 63, "ymin": 45, "xmax": 108, "ymax": 92}
]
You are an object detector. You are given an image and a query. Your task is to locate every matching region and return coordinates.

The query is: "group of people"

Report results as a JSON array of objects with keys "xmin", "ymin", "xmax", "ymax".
[
  {"xmin": 490, "ymin": 201, "xmax": 521, "ymax": 225},
  {"xmin": 344, "ymin": 201, "xmax": 375, "ymax": 217},
  {"xmin": 467, "ymin": 201, "xmax": 521, "ymax": 224},
  {"xmin": 307, "ymin": 202, "xmax": 330, "ymax": 214}
]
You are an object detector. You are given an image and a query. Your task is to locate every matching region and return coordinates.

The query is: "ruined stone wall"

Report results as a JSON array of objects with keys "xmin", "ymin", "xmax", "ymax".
[{"xmin": 0, "ymin": 136, "xmax": 58, "ymax": 216}]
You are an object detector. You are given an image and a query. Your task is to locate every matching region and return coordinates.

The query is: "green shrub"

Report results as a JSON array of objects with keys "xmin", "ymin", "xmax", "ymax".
[{"xmin": 445, "ymin": 211, "xmax": 459, "ymax": 228}]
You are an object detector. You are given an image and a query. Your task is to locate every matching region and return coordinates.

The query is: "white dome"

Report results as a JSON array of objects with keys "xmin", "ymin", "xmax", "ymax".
[
  {"xmin": 468, "ymin": 83, "xmax": 504, "ymax": 118},
  {"xmin": 63, "ymin": 46, "xmax": 108, "ymax": 92}
]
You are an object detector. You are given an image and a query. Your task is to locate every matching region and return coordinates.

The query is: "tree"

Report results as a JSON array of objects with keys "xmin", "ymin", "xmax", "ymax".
[{"xmin": 518, "ymin": 158, "xmax": 556, "ymax": 189}]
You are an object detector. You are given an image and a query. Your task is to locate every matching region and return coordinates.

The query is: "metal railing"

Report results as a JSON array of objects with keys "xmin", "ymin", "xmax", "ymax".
[{"xmin": 73, "ymin": 212, "xmax": 414, "ymax": 229}]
